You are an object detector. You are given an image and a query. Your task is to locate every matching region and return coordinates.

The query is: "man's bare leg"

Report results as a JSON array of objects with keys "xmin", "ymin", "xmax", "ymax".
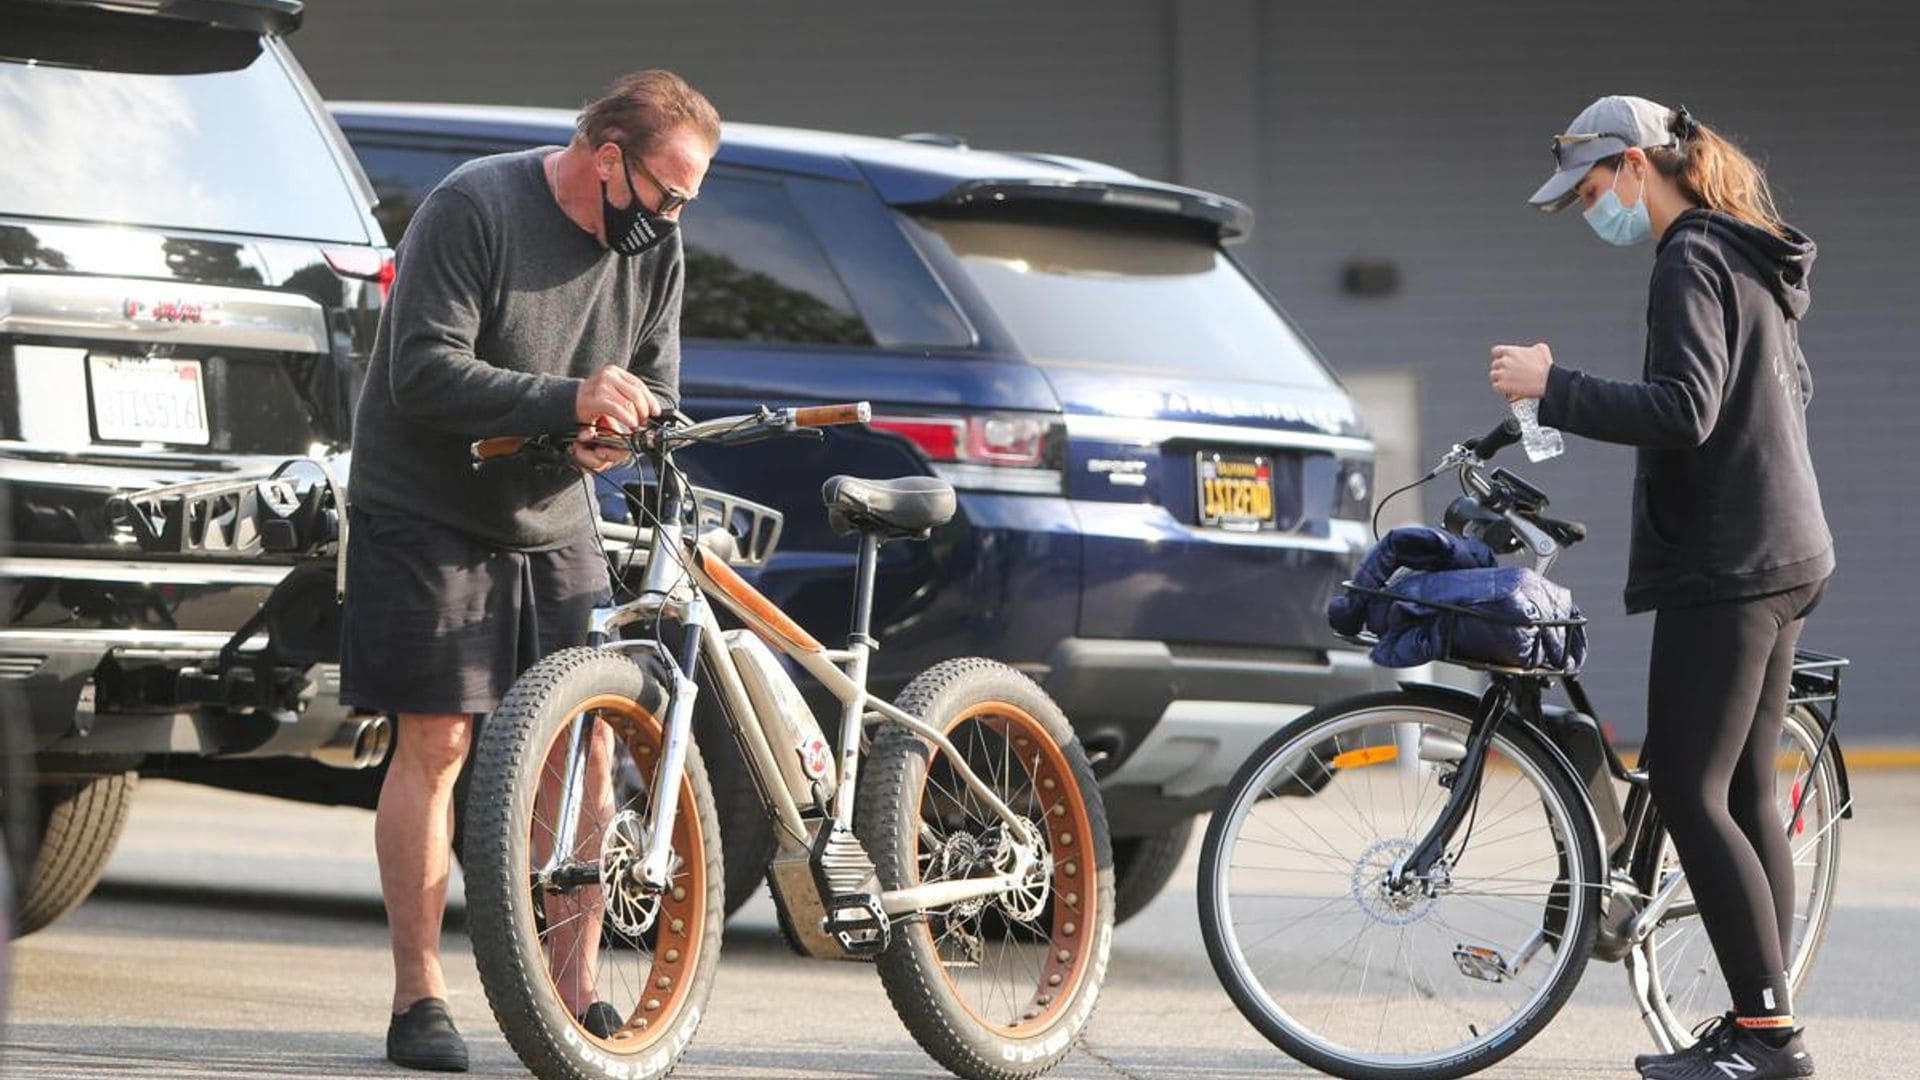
[{"xmin": 377, "ymin": 712, "xmax": 473, "ymax": 1014}]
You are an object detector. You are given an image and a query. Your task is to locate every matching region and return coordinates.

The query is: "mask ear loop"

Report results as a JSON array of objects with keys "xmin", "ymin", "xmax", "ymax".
[{"xmin": 1617, "ymin": 150, "xmax": 1650, "ymax": 212}]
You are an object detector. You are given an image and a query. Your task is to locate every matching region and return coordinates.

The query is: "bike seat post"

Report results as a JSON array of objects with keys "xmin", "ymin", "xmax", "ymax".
[
  {"xmin": 828, "ymin": 531, "xmax": 883, "ymax": 826},
  {"xmin": 849, "ymin": 531, "xmax": 881, "ymax": 652}
]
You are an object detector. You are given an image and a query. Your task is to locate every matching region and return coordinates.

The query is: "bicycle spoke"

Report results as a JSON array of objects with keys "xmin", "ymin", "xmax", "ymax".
[{"xmin": 1206, "ymin": 707, "xmax": 1599, "ymax": 1069}]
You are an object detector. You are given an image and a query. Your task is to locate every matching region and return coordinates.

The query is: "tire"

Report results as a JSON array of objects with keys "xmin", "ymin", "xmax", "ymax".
[
  {"xmin": 465, "ymin": 648, "xmax": 723, "ymax": 1080},
  {"xmin": 2, "ymin": 686, "xmax": 35, "ymax": 920},
  {"xmin": 857, "ymin": 658, "xmax": 1114, "ymax": 1080},
  {"xmin": 1198, "ymin": 688, "xmax": 1603, "ymax": 1080},
  {"xmin": 13, "ymin": 772, "xmax": 136, "ymax": 938},
  {"xmin": 1110, "ymin": 818, "xmax": 1194, "ymax": 925},
  {"xmin": 1636, "ymin": 705, "xmax": 1844, "ymax": 1045}
]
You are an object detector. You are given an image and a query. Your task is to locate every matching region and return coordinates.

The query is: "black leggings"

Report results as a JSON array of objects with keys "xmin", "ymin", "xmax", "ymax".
[{"xmin": 1643, "ymin": 576, "xmax": 1828, "ymax": 1019}]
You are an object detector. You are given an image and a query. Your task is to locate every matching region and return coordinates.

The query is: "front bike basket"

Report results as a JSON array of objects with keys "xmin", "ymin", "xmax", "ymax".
[
  {"xmin": 689, "ymin": 484, "xmax": 783, "ymax": 568},
  {"xmin": 615, "ymin": 478, "xmax": 784, "ymax": 569},
  {"xmin": 1333, "ymin": 579, "xmax": 1588, "ymax": 677}
]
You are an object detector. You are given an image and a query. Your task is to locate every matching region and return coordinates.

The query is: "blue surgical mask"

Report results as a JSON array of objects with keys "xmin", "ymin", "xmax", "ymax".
[{"xmin": 1582, "ymin": 166, "xmax": 1652, "ymax": 246}]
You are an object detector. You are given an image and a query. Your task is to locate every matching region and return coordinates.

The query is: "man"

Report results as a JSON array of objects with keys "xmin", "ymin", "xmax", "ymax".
[{"xmin": 341, "ymin": 70, "xmax": 719, "ymax": 1072}]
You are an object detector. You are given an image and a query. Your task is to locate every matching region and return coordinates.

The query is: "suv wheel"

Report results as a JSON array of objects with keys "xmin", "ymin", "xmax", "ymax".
[
  {"xmin": 14, "ymin": 773, "xmax": 136, "ymax": 938},
  {"xmin": 1112, "ymin": 816, "xmax": 1195, "ymax": 925}
]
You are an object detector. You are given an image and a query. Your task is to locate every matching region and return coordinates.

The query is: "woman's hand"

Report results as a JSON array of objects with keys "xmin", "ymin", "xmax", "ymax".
[{"xmin": 1490, "ymin": 343, "xmax": 1554, "ymax": 401}]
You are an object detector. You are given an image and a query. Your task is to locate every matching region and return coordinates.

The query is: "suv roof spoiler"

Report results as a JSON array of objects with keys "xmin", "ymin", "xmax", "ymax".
[
  {"xmin": 917, "ymin": 178, "xmax": 1254, "ymax": 242},
  {"xmin": 29, "ymin": 0, "xmax": 304, "ymax": 34}
]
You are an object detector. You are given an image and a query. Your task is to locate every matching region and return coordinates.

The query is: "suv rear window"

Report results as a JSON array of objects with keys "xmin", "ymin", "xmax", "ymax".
[
  {"xmin": 915, "ymin": 206, "xmax": 1332, "ymax": 386},
  {"xmin": 0, "ymin": 5, "xmax": 370, "ymax": 244}
]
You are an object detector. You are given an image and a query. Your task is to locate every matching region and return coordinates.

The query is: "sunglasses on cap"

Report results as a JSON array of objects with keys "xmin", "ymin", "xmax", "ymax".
[{"xmin": 1549, "ymin": 131, "xmax": 1638, "ymax": 167}]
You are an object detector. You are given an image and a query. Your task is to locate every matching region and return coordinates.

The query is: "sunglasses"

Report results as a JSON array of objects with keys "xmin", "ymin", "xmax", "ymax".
[
  {"xmin": 625, "ymin": 154, "xmax": 696, "ymax": 216},
  {"xmin": 1549, "ymin": 131, "xmax": 1635, "ymax": 167}
]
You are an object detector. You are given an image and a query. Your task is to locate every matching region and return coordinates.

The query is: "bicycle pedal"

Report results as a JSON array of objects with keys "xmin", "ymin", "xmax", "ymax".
[
  {"xmin": 823, "ymin": 892, "xmax": 890, "ymax": 955},
  {"xmin": 1452, "ymin": 944, "xmax": 1508, "ymax": 983}
]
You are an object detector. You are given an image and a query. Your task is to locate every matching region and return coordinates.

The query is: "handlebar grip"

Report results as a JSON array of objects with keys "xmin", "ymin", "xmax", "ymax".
[
  {"xmin": 471, "ymin": 436, "xmax": 532, "ymax": 463},
  {"xmin": 1468, "ymin": 418, "xmax": 1523, "ymax": 461},
  {"xmin": 1537, "ymin": 515, "xmax": 1588, "ymax": 544},
  {"xmin": 793, "ymin": 402, "xmax": 872, "ymax": 428}
]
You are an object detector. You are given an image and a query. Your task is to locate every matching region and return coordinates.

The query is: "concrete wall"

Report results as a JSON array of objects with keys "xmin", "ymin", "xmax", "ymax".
[{"xmin": 289, "ymin": 0, "xmax": 1919, "ymax": 739}]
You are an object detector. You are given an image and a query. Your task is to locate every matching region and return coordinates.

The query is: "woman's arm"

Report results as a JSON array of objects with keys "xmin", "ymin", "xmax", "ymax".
[{"xmin": 1534, "ymin": 259, "xmax": 1732, "ymax": 448}]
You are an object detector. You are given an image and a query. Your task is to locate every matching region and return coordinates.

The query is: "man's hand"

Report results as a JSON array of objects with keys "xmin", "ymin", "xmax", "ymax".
[
  {"xmin": 571, "ymin": 427, "xmax": 632, "ymax": 472},
  {"xmin": 575, "ymin": 365, "xmax": 660, "ymax": 430},
  {"xmin": 1490, "ymin": 343, "xmax": 1553, "ymax": 401}
]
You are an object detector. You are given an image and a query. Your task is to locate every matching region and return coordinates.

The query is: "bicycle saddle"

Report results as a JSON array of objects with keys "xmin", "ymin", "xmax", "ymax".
[{"xmin": 821, "ymin": 475, "xmax": 956, "ymax": 539}]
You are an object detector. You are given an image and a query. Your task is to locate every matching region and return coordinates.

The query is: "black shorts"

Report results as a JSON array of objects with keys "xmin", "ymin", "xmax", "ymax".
[{"xmin": 339, "ymin": 507, "xmax": 612, "ymax": 716}]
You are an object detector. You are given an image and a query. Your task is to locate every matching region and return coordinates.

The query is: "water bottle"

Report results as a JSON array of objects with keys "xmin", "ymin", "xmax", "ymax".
[{"xmin": 1510, "ymin": 398, "xmax": 1564, "ymax": 463}]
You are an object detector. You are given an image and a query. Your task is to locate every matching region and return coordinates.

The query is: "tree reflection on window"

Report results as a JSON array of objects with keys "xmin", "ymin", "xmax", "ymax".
[
  {"xmin": 678, "ymin": 175, "xmax": 873, "ymax": 347},
  {"xmin": 681, "ymin": 247, "xmax": 871, "ymax": 345}
]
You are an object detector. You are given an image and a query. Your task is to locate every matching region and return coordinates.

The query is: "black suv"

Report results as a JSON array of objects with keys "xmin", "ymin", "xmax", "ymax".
[{"xmin": 0, "ymin": 0, "xmax": 388, "ymax": 935}]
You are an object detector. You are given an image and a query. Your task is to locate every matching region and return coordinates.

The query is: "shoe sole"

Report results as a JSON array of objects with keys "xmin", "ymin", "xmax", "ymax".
[{"xmin": 387, "ymin": 1048, "xmax": 470, "ymax": 1072}]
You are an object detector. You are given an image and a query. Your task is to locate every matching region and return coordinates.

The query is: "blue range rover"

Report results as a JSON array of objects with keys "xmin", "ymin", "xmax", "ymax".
[{"xmin": 329, "ymin": 103, "xmax": 1381, "ymax": 921}]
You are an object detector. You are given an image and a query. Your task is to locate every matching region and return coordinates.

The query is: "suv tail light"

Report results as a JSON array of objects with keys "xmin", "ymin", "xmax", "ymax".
[
  {"xmin": 871, "ymin": 414, "xmax": 1063, "ymax": 495},
  {"xmin": 323, "ymin": 246, "xmax": 396, "ymax": 300}
]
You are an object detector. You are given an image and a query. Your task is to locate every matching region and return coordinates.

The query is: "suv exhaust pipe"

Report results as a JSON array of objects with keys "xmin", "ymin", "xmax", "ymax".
[{"xmin": 311, "ymin": 713, "xmax": 391, "ymax": 770}]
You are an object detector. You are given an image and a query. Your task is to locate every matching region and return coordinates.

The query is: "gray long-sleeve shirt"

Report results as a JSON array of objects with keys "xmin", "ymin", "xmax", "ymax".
[{"xmin": 349, "ymin": 147, "xmax": 682, "ymax": 550}]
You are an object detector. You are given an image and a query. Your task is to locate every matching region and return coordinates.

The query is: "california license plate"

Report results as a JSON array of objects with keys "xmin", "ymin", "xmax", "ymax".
[
  {"xmin": 1197, "ymin": 452, "xmax": 1276, "ymax": 531},
  {"xmin": 88, "ymin": 355, "xmax": 210, "ymax": 445}
]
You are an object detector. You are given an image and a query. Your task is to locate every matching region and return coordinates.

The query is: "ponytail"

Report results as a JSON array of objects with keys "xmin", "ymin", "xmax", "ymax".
[{"xmin": 1648, "ymin": 105, "xmax": 1789, "ymax": 239}]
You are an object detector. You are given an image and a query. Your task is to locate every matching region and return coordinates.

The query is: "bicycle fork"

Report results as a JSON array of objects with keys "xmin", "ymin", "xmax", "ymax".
[
  {"xmin": 539, "ymin": 597, "xmax": 708, "ymax": 899},
  {"xmin": 1391, "ymin": 681, "xmax": 1512, "ymax": 886}
]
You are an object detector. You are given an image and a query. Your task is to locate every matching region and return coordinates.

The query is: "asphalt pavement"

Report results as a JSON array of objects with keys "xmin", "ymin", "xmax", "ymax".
[{"xmin": 5, "ymin": 772, "xmax": 1917, "ymax": 1079}]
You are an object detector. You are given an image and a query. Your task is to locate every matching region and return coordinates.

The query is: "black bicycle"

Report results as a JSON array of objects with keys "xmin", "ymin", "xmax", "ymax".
[{"xmin": 1196, "ymin": 419, "xmax": 1849, "ymax": 1080}]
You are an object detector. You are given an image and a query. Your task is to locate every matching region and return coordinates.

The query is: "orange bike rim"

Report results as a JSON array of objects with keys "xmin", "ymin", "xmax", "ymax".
[
  {"xmin": 528, "ymin": 693, "xmax": 707, "ymax": 1056},
  {"xmin": 914, "ymin": 701, "xmax": 1099, "ymax": 1037}
]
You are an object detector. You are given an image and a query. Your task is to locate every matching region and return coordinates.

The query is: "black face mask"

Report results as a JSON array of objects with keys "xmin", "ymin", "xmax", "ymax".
[{"xmin": 601, "ymin": 159, "xmax": 676, "ymax": 257}]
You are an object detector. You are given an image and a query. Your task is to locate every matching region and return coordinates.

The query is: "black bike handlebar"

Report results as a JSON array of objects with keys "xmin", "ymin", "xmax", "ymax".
[
  {"xmin": 470, "ymin": 403, "xmax": 875, "ymax": 467},
  {"xmin": 1465, "ymin": 417, "xmax": 1523, "ymax": 461}
]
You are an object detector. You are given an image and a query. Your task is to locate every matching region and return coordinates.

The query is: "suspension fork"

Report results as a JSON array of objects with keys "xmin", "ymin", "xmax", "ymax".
[
  {"xmin": 636, "ymin": 595, "xmax": 706, "ymax": 891},
  {"xmin": 1393, "ymin": 681, "xmax": 1514, "ymax": 883},
  {"xmin": 538, "ymin": 711, "xmax": 596, "ymax": 881}
]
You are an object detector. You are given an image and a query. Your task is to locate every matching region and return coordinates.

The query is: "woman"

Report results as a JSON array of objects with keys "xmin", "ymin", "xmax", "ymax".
[{"xmin": 1490, "ymin": 95, "xmax": 1832, "ymax": 1080}]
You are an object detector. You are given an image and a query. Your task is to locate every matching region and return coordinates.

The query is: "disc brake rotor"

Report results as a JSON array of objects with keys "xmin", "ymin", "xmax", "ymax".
[
  {"xmin": 1351, "ymin": 837, "xmax": 1441, "ymax": 926},
  {"xmin": 601, "ymin": 809, "xmax": 660, "ymax": 937},
  {"xmin": 991, "ymin": 823, "xmax": 1052, "ymax": 924}
]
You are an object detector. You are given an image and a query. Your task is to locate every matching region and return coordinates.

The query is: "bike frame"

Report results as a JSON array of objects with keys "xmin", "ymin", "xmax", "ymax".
[
  {"xmin": 1387, "ymin": 648, "xmax": 1851, "ymax": 1050},
  {"xmin": 545, "ymin": 439, "xmax": 1040, "ymax": 926}
]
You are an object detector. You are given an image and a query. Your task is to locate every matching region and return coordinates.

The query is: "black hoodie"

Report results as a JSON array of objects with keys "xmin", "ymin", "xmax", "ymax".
[{"xmin": 1539, "ymin": 208, "xmax": 1834, "ymax": 613}]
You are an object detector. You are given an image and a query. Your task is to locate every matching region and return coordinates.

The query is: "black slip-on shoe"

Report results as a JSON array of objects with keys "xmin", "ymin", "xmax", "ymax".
[
  {"xmin": 579, "ymin": 1000, "xmax": 623, "ymax": 1039},
  {"xmin": 386, "ymin": 997, "xmax": 470, "ymax": 1073}
]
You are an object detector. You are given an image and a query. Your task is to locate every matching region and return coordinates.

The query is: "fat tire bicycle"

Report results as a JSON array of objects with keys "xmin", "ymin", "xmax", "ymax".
[
  {"xmin": 1196, "ymin": 418, "xmax": 1849, "ymax": 1080},
  {"xmin": 462, "ymin": 404, "xmax": 1113, "ymax": 1080}
]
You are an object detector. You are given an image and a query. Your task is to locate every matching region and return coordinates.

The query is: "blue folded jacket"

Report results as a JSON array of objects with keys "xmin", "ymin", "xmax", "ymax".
[{"xmin": 1328, "ymin": 526, "xmax": 1587, "ymax": 671}]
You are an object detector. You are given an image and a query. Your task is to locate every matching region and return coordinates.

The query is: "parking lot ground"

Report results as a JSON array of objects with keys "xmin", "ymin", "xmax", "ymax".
[{"xmin": 6, "ymin": 771, "xmax": 1918, "ymax": 1078}]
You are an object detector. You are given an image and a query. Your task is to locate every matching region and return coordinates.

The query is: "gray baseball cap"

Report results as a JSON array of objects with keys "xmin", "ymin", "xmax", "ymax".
[{"xmin": 1529, "ymin": 94, "xmax": 1676, "ymax": 212}]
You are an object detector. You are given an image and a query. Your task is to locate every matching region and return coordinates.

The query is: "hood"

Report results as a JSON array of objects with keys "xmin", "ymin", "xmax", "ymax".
[{"xmin": 1663, "ymin": 208, "xmax": 1816, "ymax": 320}]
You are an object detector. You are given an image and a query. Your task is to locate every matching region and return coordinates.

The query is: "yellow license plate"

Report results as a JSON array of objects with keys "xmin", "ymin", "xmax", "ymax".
[{"xmin": 1197, "ymin": 453, "xmax": 1275, "ymax": 531}]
